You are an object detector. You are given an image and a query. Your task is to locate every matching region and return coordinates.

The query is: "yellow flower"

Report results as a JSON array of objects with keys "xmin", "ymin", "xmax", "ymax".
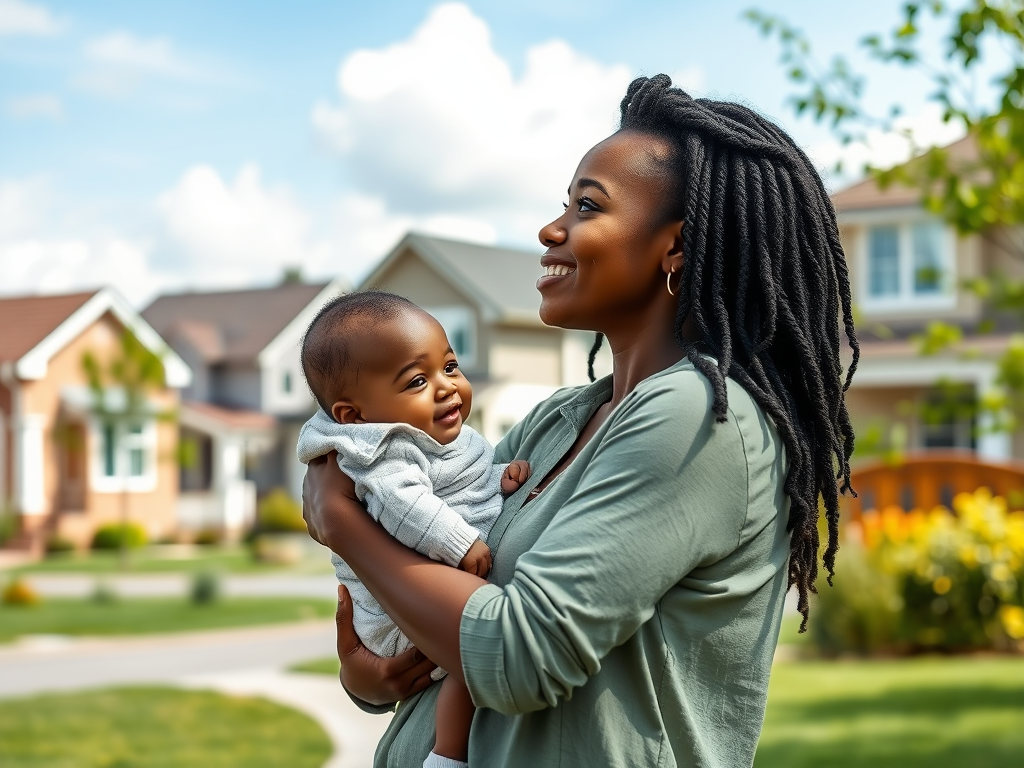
[
  {"xmin": 999, "ymin": 605, "xmax": 1024, "ymax": 640},
  {"xmin": 933, "ymin": 575, "xmax": 952, "ymax": 595}
]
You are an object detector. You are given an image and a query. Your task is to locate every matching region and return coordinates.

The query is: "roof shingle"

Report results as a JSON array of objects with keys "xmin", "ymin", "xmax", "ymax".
[{"xmin": 0, "ymin": 290, "xmax": 99, "ymax": 364}]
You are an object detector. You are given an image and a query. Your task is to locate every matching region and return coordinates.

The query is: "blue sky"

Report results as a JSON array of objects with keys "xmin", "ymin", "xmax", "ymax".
[{"xmin": 0, "ymin": 0, "xmax": 968, "ymax": 305}]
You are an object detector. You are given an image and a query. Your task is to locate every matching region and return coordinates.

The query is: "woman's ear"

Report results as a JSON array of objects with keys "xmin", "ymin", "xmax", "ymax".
[
  {"xmin": 331, "ymin": 401, "xmax": 364, "ymax": 425},
  {"xmin": 662, "ymin": 219, "xmax": 685, "ymax": 275}
]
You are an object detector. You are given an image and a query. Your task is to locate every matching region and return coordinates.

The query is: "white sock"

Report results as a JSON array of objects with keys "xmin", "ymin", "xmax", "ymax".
[{"xmin": 422, "ymin": 751, "xmax": 468, "ymax": 768}]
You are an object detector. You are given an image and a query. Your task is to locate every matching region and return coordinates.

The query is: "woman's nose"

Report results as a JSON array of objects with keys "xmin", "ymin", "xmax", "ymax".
[{"xmin": 538, "ymin": 216, "xmax": 567, "ymax": 247}]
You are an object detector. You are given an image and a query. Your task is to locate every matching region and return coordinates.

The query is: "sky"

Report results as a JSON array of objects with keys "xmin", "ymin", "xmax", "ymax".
[{"xmin": 0, "ymin": 0, "xmax": 975, "ymax": 306}]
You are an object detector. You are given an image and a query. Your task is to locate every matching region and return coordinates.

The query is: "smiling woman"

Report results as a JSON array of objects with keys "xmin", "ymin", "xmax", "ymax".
[{"xmin": 302, "ymin": 74, "xmax": 858, "ymax": 768}]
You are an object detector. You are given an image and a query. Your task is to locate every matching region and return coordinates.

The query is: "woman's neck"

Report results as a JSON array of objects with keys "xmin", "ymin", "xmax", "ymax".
[{"xmin": 604, "ymin": 315, "xmax": 691, "ymax": 408}]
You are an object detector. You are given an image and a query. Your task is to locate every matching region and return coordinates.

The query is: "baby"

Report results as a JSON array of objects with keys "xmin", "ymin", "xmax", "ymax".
[{"xmin": 296, "ymin": 290, "xmax": 529, "ymax": 768}]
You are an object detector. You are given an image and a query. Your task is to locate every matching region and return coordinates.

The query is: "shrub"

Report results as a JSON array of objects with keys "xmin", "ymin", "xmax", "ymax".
[
  {"xmin": 814, "ymin": 488, "xmax": 1024, "ymax": 654},
  {"xmin": 192, "ymin": 527, "xmax": 222, "ymax": 546},
  {"xmin": 0, "ymin": 506, "xmax": 15, "ymax": 546},
  {"xmin": 91, "ymin": 522, "xmax": 148, "ymax": 551},
  {"xmin": 190, "ymin": 570, "xmax": 221, "ymax": 605},
  {"xmin": 256, "ymin": 489, "xmax": 307, "ymax": 533},
  {"xmin": 45, "ymin": 535, "xmax": 75, "ymax": 554},
  {"xmin": 2, "ymin": 578, "xmax": 40, "ymax": 607},
  {"xmin": 91, "ymin": 579, "xmax": 118, "ymax": 604}
]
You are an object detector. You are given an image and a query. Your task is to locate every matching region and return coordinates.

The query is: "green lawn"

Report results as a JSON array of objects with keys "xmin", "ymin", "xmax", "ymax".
[
  {"xmin": 0, "ymin": 597, "xmax": 335, "ymax": 643},
  {"xmin": 756, "ymin": 657, "xmax": 1024, "ymax": 768},
  {"xmin": 0, "ymin": 686, "xmax": 331, "ymax": 768},
  {"xmin": 290, "ymin": 656, "xmax": 341, "ymax": 675},
  {"xmin": 11, "ymin": 545, "xmax": 333, "ymax": 575}
]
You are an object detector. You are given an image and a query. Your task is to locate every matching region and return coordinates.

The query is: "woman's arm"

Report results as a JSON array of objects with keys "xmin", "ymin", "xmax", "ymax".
[{"xmin": 303, "ymin": 453, "xmax": 487, "ymax": 681}]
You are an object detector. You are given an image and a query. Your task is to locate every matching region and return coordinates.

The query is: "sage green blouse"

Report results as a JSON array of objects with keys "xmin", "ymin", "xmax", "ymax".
[{"xmin": 369, "ymin": 359, "xmax": 791, "ymax": 768}]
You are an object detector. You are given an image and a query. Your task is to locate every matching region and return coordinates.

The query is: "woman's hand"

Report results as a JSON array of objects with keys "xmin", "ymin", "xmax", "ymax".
[
  {"xmin": 302, "ymin": 451, "xmax": 357, "ymax": 547},
  {"xmin": 335, "ymin": 585, "xmax": 439, "ymax": 706}
]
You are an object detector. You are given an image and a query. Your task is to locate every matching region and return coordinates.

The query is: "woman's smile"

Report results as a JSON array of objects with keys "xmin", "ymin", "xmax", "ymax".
[{"xmin": 537, "ymin": 256, "xmax": 578, "ymax": 290}]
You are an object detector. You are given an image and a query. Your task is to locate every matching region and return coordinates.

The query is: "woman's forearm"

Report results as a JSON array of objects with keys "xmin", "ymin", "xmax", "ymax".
[{"xmin": 318, "ymin": 489, "xmax": 487, "ymax": 681}]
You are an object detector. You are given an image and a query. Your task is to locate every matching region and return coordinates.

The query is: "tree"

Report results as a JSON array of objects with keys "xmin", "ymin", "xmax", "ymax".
[
  {"xmin": 748, "ymin": 0, "xmax": 1024, "ymax": 446},
  {"xmin": 82, "ymin": 329, "xmax": 170, "ymax": 567}
]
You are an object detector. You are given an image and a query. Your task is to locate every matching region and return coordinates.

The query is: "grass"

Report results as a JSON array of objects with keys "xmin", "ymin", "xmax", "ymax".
[
  {"xmin": 289, "ymin": 656, "xmax": 340, "ymax": 675},
  {"xmin": 11, "ymin": 545, "xmax": 333, "ymax": 576},
  {"xmin": 0, "ymin": 686, "xmax": 331, "ymax": 768},
  {"xmin": 756, "ymin": 656, "xmax": 1024, "ymax": 768},
  {"xmin": 0, "ymin": 596, "xmax": 335, "ymax": 643}
]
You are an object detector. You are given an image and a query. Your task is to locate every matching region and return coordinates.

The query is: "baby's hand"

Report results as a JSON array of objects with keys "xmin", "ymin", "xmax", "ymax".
[
  {"xmin": 501, "ymin": 460, "xmax": 532, "ymax": 495},
  {"xmin": 459, "ymin": 539, "xmax": 492, "ymax": 578}
]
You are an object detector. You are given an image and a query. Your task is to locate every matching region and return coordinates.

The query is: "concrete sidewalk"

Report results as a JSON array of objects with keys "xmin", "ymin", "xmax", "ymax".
[
  {"xmin": 19, "ymin": 572, "xmax": 340, "ymax": 599},
  {"xmin": 0, "ymin": 620, "xmax": 393, "ymax": 768}
]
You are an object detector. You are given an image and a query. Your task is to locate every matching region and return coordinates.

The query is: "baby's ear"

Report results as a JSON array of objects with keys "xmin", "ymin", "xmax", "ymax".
[{"xmin": 331, "ymin": 401, "xmax": 363, "ymax": 425}]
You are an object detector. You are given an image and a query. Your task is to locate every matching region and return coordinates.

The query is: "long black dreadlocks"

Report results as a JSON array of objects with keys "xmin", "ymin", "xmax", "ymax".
[{"xmin": 591, "ymin": 75, "xmax": 859, "ymax": 629}]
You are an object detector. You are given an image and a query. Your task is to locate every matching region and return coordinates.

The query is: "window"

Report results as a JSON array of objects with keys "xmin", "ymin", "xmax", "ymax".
[
  {"xmin": 424, "ymin": 306, "xmax": 476, "ymax": 367},
  {"xmin": 864, "ymin": 219, "xmax": 953, "ymax": 309},
  {"xmin": 282, "ymin": 371, "xmax": 293, "ymax": 394},
  {"xmin": 92, "ymin": 419, "xmax": 157, "ymax": 492},
  {"xmin": 919, "ymin": 388, "xmax": 975, "ymax": 451}
]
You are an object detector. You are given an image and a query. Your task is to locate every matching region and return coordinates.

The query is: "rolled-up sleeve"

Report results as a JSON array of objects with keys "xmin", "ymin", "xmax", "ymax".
[{"xmin": 459, "ymin": 378, "xmax": 749, "ymax": 714}]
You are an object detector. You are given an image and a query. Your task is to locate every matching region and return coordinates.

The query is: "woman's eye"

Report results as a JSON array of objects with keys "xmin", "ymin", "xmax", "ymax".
[{"xmin": 577, "ymin": 196, "xmax": 598, "ymax": 213}]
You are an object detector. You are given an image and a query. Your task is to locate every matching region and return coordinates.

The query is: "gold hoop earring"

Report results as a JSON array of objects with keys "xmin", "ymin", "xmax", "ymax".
[{"xmin": 666, "ymin": 268, "xmax": 677, "ymax": 297}]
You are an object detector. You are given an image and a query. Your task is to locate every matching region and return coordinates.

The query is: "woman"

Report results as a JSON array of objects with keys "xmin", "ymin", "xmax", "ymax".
[{"xmin": 303, "ymin": 74, "xmax": 858, "ymax": 768}]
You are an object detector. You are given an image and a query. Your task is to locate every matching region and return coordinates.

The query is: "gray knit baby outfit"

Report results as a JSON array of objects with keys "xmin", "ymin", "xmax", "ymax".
[{"xmin": 296, "ymin": 409, "xmax": 505, "ymax": 663}]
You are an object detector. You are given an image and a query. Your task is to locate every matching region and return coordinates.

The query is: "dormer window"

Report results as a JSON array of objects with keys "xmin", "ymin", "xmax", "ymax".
[{"xmin": 863, "ymin": 219, "xmax": 954, "ymax": 311}]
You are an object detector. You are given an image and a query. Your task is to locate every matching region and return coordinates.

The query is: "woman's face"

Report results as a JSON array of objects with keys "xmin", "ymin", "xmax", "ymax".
[{"xmin": 536, "ymin": 130, "xmax": 683, "ymax": 334}]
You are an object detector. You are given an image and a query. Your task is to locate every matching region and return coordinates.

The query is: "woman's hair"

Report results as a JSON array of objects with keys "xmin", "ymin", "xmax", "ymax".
[{"xmin": 595, "ymin": 74, "xmax": 859, "ymax": 629}]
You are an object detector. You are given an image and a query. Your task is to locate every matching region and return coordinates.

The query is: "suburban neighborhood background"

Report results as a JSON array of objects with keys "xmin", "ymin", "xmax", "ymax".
[{"xmin": 2, "ymin": 1, "xmax": 1023, "ymax": 767}]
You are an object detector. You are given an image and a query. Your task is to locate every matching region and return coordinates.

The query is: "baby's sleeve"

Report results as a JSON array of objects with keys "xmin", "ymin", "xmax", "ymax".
[{"xmin": 358, "ymin": 441, "xmax": 481, "ymax": 568}]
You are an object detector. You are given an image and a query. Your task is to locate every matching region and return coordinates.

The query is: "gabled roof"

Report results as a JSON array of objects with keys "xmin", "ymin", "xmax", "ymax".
[
  {"xmin": 0, "ymin": 288, "xmax": 191, "ymax": 387},
  {"xmin": 0, "ymin": 291, "xmax": 97, "ymax": 364},
  {"xmin": 361, "ymin": 232, "xmax": 543, "ymax": 326},
  {"xmin": 142, "ymin": 281, "xmax": 344, "ymax": 365},
  {"xmin": 831, "ymin": 135, "xmax": 976, "ymax": 213}
]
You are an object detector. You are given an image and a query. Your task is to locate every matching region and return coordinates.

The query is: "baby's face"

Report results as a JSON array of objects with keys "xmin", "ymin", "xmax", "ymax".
[{"xmin": 330, "ymin": 308, "xmax": 473, "ymax": 445}]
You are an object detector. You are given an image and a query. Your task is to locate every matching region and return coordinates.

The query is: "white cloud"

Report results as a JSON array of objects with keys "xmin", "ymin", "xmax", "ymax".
[
  {"xmin": 312, "ymin": 2, "xmax": 634, "ymax": 244},
  {"xmin": 6, "ymin": 93, "xmax": 62, "ymax": 120},
  {"xmin": 84, "ymin": 31, "xmax": 189, "ymax": 76},
  {"xmin": 157, "ymin": 163, "xmax": 320, "ymax": 286},
  {"xmin": 0, "ymin": 237, "xmax": 172, "ymax": 305},
  {"xmin": 808, "ymin": 104, "xmax": 966, "ymax": 184},
  {"xmin": 0, "ymin": 0, "xmax": 63, "ymax": 37},
  {"xmin": 0, "ymin": 176, "xmax": 47, "ymax": 238}
]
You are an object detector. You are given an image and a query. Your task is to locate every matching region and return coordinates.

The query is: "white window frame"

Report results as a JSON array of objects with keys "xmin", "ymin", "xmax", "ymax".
[
  {"xmin": 90, "ymin": 417, "xmax": 158, "ymax": 493},
  {"xmin": 855, "ymin": 212, "xmax": 956, "ymax": 313},
  {"xmin": 424, "ymin": 306, "xmax": 476, "ymax": 368}
]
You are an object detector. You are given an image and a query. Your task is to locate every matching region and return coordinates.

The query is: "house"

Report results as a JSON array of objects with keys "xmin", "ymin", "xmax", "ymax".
[
  {"xmin": 833, "ymin": 136, "xmax": 1024, "ymax": 510},
  {"xmin": 0, "ymin": 289, "xmax": 192, "ymax": 551},
  {"xmin": 360, "ymin": 232, "xmax": 611, "ymax": 444},
  {"xmin": 142, "ymin": 279, "xmax": 346, "ymax": 528}
]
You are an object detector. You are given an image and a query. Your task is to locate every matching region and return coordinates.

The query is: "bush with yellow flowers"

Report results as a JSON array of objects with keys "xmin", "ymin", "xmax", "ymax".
[{"xmin": 811, "ymin": 488, "xmax": 1024, "ymax": 654}]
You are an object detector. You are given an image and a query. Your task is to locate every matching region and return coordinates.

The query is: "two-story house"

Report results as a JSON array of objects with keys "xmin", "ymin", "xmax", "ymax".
[
  {"xmin": 0, "ymin": 288, "xmax": 191, "ymax": 551},
  {"xmin": 834, "ymin": 136, "xmax": 1024, "ymax": 512},
  {"xmin": 361, "ymin": 232, "xmax": 611, "ymax": 444},
  {"xmin": 142, "ymin": 279, "xmax": 346, "ymax": 533}
]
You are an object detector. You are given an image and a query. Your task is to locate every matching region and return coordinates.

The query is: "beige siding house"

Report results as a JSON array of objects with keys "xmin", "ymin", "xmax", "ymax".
[
  {"xmin": 0, "ymin": 289, "xmax": 191, "ymax": 551},
  {"xmin": 834, "ymin": 136, "xmax": 1024, "ymax": 463},
  {"xmin": 361, "ymin": 233, "xmax": 611, "ymax": 444}
]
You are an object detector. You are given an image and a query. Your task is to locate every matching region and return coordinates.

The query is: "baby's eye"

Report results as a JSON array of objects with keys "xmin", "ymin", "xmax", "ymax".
[
  {"xmin": 405, "ymin": 375, "xmax": 427, "ymax": 390},
  {"xmin": 445, "ymin": 361, "xmax": 460, "ymax": 374}
]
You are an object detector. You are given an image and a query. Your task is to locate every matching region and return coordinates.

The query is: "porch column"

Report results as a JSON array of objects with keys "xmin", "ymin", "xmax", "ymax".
[
  {"xmin": 976, "ymin": 371, "xmax": 1012, "ymax": 461},
  {"xmin": 15, "ymin": 414, "xmax": 46, "ymax": 515}
]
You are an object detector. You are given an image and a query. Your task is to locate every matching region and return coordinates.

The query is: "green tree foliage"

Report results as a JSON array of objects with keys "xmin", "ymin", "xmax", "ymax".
[
  {"xmin": 82, "ymin": 330, "xmax": 170, "ymax": 567},
  {"xmin": 749, "ymin": 1, "xmax": 1024, "ymax": 441}
]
